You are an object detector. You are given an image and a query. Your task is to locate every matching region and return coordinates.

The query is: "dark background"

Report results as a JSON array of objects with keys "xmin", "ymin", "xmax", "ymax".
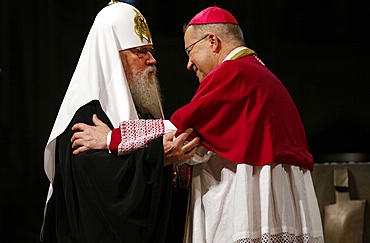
[{"xmin": 1, "ymin": 0, "xmax": 369, "ymax": 241}]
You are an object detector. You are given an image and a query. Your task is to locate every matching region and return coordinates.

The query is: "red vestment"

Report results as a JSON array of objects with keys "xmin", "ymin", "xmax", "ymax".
[{"xmin": 170, "ymin": 55, "xmax": 313, "ymax": 170}]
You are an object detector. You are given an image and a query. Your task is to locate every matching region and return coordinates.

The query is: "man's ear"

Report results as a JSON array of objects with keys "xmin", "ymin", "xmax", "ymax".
[{"xmin": 208, "ymin": 33, "xmax": 221, "ymax": 52}]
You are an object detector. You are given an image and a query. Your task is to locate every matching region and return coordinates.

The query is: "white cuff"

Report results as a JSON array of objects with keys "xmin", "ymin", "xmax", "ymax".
[
  {"xmin": 107, "ymin": 130, "xmax": 112, "ymax": 154},
  {"xmin": 163, "ymin": 120, "xmax": 177, "ymax": 133},
  {"xmin": 190, "ymin": 150, "xmax": 213, "ymax": 165},
  {"xmin": 175, "ymin": 146, "xmax": 213, "ymax": 166}
]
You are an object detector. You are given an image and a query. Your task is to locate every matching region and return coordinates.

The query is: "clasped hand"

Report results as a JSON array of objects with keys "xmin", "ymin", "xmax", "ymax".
[
  {"xmin": 163, "ymin": 129, "xmax": 199, "ymax": 166},
  {"xmin": 70, "ymin": 114, "xmax": 200, "ymax": 166}
]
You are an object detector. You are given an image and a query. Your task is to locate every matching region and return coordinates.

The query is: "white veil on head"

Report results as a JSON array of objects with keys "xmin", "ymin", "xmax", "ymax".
[{"xmin": 44, "ymin": 2, "xmax": 153, "ymax": 196}]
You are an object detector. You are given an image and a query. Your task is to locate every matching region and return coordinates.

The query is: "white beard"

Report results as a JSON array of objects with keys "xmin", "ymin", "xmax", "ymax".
[{"xmin": 128, "ymin": 66, "xmax": 163, "ymax": 119}]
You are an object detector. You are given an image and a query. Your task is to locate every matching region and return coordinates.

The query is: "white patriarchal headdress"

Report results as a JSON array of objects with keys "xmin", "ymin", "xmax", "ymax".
[{"xmin": 43, "ymin": 1, "xmax": 153, "ymax": 202}]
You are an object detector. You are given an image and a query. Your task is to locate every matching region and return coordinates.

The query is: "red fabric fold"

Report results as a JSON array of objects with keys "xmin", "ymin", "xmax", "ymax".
[{"xmin": 170, "ymin": 56, "xmax": 313, "ymax": 170}]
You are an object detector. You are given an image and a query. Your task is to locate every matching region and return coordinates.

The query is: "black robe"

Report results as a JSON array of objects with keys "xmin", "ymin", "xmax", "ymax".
[{"xmin": 42, "ymin": 100, "xmax": 185, "ymax": 243}]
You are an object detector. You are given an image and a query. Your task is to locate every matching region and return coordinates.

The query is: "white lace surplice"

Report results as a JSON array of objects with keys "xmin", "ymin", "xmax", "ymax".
[{"xmin": 186, "ymin": 151, "xmax": 324, "ymax": 243}]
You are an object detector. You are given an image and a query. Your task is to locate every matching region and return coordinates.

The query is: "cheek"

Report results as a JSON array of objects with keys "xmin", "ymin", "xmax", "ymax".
[
  {"xmin": 129, "ymin": 61, "xmax": 143, "ymax": 75},
  {"xmin": 193, "ymin": 56, "xmax": 206, "ymax": 71},
  {"xmin": 198, "ymin": 53, "xmax": 214, "ymax": 73}
]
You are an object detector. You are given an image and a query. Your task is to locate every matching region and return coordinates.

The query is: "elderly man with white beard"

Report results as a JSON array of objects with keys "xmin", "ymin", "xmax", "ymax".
[{"xmin": 40, "ymin": 2, "xmax": 199, "ymax": 242}]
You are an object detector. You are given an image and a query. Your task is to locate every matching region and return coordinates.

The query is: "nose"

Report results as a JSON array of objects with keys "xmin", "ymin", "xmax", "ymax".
[
  {"xmin": 187, "ymin": 58, "xmax": 194, "ymax": 71},
  {"xmin": 146, "ymin": 53, "xmax": 156, "ymax": 65}
]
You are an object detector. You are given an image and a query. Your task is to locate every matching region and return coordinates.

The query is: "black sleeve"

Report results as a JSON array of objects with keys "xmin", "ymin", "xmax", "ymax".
[{"xmin": 43, "ymin": 100, "xmax": 173, "ymax": 243}]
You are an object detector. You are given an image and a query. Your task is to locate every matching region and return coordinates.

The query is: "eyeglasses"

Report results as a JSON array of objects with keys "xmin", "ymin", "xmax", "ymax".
[
  {"xmin": 130, "ymin": 47, "xmax": 155, "ymax": 58},
  {"xmin": 185, "ymin": 34, "xmax": 209, "ymax": 56}
]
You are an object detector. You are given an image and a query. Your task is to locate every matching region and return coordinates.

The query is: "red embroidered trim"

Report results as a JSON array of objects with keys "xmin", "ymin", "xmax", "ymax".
[{"xmin": 117, "ymin": 119, "xmax": 165, "ymax": 155}]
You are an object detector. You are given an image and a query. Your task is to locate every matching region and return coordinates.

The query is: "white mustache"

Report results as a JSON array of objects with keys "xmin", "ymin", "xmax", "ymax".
[{"xmin": 145, "ymin": 65, "xmax": 157, "ymax": 74}]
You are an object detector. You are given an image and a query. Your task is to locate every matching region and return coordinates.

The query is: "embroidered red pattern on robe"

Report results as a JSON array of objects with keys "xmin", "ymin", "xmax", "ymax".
[{"xmin": 117, "ymin": 119, "xmax": 165, "ymax": 155}]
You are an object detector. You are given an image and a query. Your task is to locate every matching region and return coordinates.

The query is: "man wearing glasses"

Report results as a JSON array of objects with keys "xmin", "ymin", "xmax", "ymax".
[
  {"xmin": 41, "ymin": 2, "xmax": 198, "ymax": 242},
  {"xmin": 64, "ymin": 4, "xmax": 325, "ymax": 243},
  {"xmin": 170, "ymin": 6, "xmax": 324, "ymax": 243}
]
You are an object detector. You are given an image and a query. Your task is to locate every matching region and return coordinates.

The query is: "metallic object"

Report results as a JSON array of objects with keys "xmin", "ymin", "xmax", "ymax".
[
  {"xmin": 324, "ymin": 165, "xmax": 365, "ymax": 243},
  {"xmin": 108, "ymin": 0, "xmax": 118, "ymax": 6}
]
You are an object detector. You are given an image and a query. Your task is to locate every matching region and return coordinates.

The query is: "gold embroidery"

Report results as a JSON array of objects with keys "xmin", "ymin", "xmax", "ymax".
[
  {"xmin": 133, "ymin": 9, "xmax": 152, "ymax": 43},
  {"xmin": 107, "ymin": 0, "xmax": 117, "ymax": 6},
  {"xmin": 229, "ymin": 48, "xmax": 256, "ymax": 60}
]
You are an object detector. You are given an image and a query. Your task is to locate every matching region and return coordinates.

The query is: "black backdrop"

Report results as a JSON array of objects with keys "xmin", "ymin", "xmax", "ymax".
[{"xmin": 1, "ymin": 0, "xmax": 370, "ymax": 241}]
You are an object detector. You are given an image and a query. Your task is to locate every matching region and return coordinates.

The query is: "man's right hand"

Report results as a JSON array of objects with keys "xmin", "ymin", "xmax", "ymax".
[
  {"xmin": 71, "ymin": 114, "xmax": 200, "ymax": 166},
  {"xmin": 163, "ymin": 128, "xmax": 200, "ymax": 166},
  {"xmin": 71, "ymin": 114, "xmax": 111, "ymax": 155}
]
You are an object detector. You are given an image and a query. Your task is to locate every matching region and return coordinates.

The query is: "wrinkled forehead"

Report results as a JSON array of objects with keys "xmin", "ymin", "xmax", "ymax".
[{"xmin": 96, "ymin": 2, "xmax": 153, "ymax": 51}]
